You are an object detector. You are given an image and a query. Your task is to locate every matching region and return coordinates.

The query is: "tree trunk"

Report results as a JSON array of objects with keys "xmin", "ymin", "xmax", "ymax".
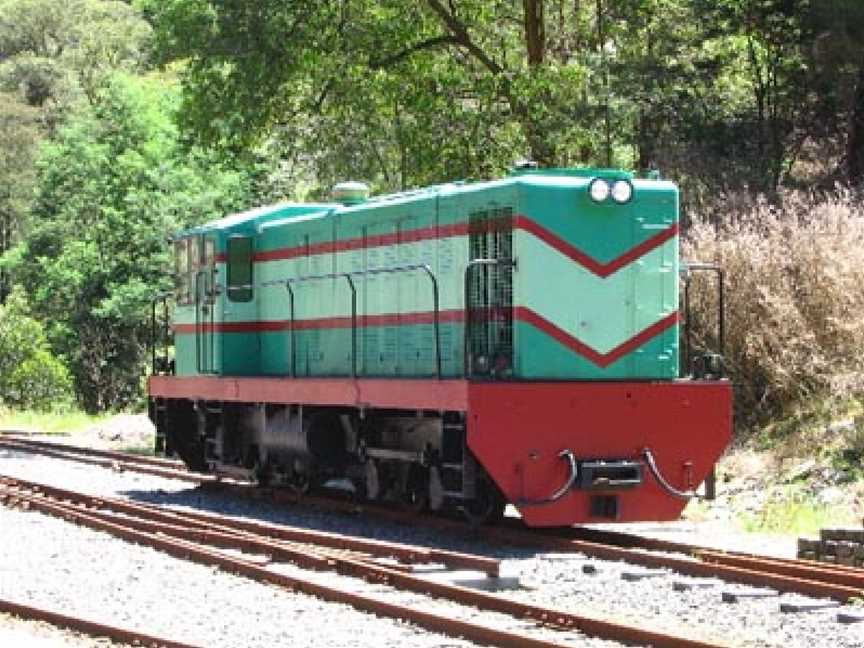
[
  {"xmin": 848, "ymin": 57, "xmax": 864, "ymax": 186},
  {"xmin": 523, "ymin": 0, "xmax": 545, "ymax": 65}
]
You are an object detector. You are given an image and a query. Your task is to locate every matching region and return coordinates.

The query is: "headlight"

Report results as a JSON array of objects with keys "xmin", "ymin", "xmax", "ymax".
[
  {"xmin": 588, "ymin": 178, "xmax": 610, "ymax": 202},
  {"xmin": 610, "ymin": 179, "xmax": 633, "ymax": 204}
]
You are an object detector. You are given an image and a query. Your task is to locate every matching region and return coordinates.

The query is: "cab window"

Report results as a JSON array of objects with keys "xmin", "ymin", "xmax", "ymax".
[
  {"xmin": 174, "ymin": 239, "xmax": 190, "ymax": 304},
  {"xmin": 227, "ymin": 236, "xmax": 253, "ymax": 302}
]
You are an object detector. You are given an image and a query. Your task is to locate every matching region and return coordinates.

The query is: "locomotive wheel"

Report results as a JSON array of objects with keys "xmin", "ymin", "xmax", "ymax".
[{"xmin": 461, "ymin": 477, "xmax": 505, "ymax": 525}]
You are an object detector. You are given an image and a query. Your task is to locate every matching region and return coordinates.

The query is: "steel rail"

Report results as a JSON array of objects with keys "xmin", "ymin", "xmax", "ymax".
[
  {"xmin": 0, "ymin": 475, "xmax": 498, "ymax": 576},
  {"xmin": 0, "ymin": 439, "xmax": 210, "ymax": 483},
  {"xmin": 0, "ymin": 435, "xmax": 184, "ymax": 468},
  {"xmin": 0, "ymin": 597, "xmax": 204, "ymax": 648},
  {"xmin": 215, "ymin": 485, "xmax": 864, "ymax": 603},
  {"xmin": 5, "ymin": 438, "xmax": 857, "ymax": 603},
  {"xmin": 498, "ymin": 529, "xmax": 862, "ymax": 602},
  {"xmin": 0, "ymin": 477, "xmax": 726, "ymax": 648},
  {"xmin": 556, "ymin": 526, "xmax": 864, "ymax": 585}
]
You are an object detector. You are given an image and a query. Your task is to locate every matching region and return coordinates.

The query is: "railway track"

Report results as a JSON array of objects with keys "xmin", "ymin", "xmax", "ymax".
[
  {"xmin": 0, "ymin": 473, "xmax": 724, "ymax": 648},
  {"xmin": 0, "ymin": 597, "xmax": 204, "ymax": 648},
  {"xmin": 217, "ymin": 481, "xmax": 864, "ymax": 603},
  {"xmin": 2, "ymin": 434, "xmax": 861, "ymax": 608},
  {"xmin": 0, "ymin": 435, "xmax": 200, "ymax": 482}
]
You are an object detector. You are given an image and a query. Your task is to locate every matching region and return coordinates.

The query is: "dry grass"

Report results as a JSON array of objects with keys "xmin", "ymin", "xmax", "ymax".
[{"xmin": 683, "ymin": 190, "xmax": 864, "ymax": 429}]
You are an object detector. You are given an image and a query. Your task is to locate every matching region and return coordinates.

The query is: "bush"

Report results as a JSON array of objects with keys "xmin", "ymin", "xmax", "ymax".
[
  {"xmin": 683, "ymin": 190, "xmax": 864, "ymax": 427},
  {"xmin": 0, "ymin": 289, "xmax": 72, "ymax": 410}
]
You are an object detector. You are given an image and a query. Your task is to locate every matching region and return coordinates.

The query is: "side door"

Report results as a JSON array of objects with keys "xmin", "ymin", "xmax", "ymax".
[{"xmin": 194, "ymin": 235, "xmax": 218, "ymax": 374}]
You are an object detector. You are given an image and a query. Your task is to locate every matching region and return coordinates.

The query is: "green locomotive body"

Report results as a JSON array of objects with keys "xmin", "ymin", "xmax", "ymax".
[{"xmin": 171, "ymin": 168, "xmax": 679, "ymax": 381}]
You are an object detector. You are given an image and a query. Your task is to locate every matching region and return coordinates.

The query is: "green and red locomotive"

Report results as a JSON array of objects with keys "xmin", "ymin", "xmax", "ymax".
[{"xmin": 148, "ymin": 167, "xmax": 731, "ymax": 526}]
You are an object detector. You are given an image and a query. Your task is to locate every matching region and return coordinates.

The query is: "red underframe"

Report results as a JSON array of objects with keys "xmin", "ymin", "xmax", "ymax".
[
  {"xmin": 148, "ymin": 375, "xmax": 471, "ymax": 411},
  {"xmin": 148, "ymin": 376, "xmax": 733, "ymax": 526}
]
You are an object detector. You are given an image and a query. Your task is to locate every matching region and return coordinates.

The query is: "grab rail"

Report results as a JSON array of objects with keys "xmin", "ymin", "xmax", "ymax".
[
  {"xmin": 149, "ymin": 291, "xmax": 173, "ymax": 376},
  {"xmin": 680, "ymin": 262, "xmax": 725, "ymax": 376},
  {"xmin": 252, "ymin": 263, "xmax": 442, "ymax": 378}
]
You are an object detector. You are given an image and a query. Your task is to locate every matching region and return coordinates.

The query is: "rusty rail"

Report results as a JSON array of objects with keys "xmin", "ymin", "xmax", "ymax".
[
  {"xmin": 0, "ymin": 475, "xmax": 498, "ymax": 576},
  {"xmin": 0, "ymin": 438, "xmax": 209, "ymax": 483},
  {"xmin": 0, "ymin": 475, "xmax": 727, "ymax": 648},
  {"xmin": 0, "ymin": 434, "xmax": 184, "ymax": 468},
  {"xmin": 215, "ymin": 484, "xmax": 864, "ymax": 603},
  {"xmin": 0, "ymin": 597, "xmax": 204, "ymax": 648}
]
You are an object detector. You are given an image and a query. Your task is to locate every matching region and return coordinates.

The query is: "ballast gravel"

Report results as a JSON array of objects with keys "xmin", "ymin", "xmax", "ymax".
[{"xmin": 1, "ymin": 446, "xmax": 864, "ymax": 648}]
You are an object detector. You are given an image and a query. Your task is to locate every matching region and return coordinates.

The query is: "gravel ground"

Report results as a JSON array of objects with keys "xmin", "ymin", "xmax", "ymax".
[{"xmin": 1, "ymin": 446, "xmax": 864, "ymax": 648}]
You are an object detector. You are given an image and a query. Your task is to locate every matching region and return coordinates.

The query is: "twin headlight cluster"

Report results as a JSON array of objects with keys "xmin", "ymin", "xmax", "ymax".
[{"xmin": 588, "ymin": 178, "xmax": 633, "ymax": 204}]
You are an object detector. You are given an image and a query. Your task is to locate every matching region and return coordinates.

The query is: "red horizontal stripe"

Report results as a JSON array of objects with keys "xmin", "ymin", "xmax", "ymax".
[
  {"xmin": 253, "ymin": 222, "xmax": 471, "ymax": 262},
  {"xmin": 174, "ymin": 309, "xmax": 465, "ymax": 335},
  {"xmin": 175, "ymin": 308, "xmax": 679, "ymax": 368}
]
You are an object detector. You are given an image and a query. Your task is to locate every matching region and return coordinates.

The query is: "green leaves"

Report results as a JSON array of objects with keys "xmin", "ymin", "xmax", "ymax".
[
  {"xmin": 0, "ymin": 288, "xmax": 72, "ymax": 410},
  {"xmin": 11, "ymin": 72, "xmax": 253, "ymax": 411}
]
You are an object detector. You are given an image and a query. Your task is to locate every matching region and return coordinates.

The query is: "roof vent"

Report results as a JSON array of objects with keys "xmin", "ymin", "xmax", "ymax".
[{"xmin": 333, "ymin": 181, "xmax": 370, "ymax": 206}]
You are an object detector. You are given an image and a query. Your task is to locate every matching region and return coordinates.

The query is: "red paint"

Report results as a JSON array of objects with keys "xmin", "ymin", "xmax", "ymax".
[
  {"xmin": 173, "ymin": 309, "xmax": 465, "ymax": 334},
  {"xmin": 466, "ymin": 381, "xmax": 732, "ymax": 526},
  {"xmin": 148, "ymin": 375, "xmax": 469, "ymax": 411},
  {"xmin": 254, "ymin": 223, "xmax": 470, "ymax": 262},
  {"xmin": 173, "ymin": 308, "xmax": 677, "ymax": 369}
]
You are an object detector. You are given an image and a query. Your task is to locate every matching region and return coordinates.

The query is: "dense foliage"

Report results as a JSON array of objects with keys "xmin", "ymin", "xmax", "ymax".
[
  {"xmin": 0, "ymin": 0, "xmax": 860, "ymax": 419},
  {"xmin": 0, "ymin": 288, "xmax": 71, "ymax": 410},
  {"xmin": 9, "ymin": 74, "xmax": 252, "ymax": 411},
  {"xmin": 141, "ymin": 0, "xmax": 864, "ymax": 203}
]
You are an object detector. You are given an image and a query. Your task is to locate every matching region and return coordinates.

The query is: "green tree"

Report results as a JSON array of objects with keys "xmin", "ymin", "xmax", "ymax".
[
  {"xmin": 0, "ymin": 0, "xmax": 152, "ymax": 110},
  {"xmin": 141, "ymin": 0, "xmax": 610, "ymax": 194},
  {"xmin": 0, "ymin": 288, "xmax": 72, "ymax": 410},
  {"xmin": 11, "ymin": 73, "xmax": 253, "ymax": 411},
  {"xmin": 0, "ymin": 93, "xmax": 41, "ymax": 299}
]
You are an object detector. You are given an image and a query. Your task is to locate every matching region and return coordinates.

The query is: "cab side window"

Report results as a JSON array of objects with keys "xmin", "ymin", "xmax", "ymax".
[
  {"xmin": 227, "ymin": 236, "xmax": 253, "ymax": 302},
  {"xmin": 174, "ymin": 239, "xmax": 191, "ymax": 304}
]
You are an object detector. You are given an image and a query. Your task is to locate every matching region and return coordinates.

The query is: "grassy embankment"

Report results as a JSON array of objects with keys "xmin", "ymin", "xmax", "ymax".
[{"xmin": 0, "ymin": 408, "xmax": 111, "ymax": 435}]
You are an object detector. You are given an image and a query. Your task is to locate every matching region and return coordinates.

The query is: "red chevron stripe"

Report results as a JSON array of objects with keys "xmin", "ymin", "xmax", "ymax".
[
  {"xmin": 514, "ymin": 307, "xmax": 680, "ymax": 367},
  {"xmin": 174, "ymin": 308, "xmax": 678, "ymax": 368},
  {"xmin": 210, "ymin": 216, "xmax": 677, "ymax": 277},
  {"xmin": 512, "ymin": 217, "xmax": 678, "ymax": 277}
]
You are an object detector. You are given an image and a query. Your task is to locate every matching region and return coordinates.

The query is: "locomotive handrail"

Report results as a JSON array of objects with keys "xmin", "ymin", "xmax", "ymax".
[
  {"xmin": 463, "ymin": 257, "xmax": 515, "ymax": 378},
  {"xmin": 259, "ymin": 263, "xmax": 442, "ymax": 379},
  {"xmin": 280, "ymin": 272, "xmax": 358, "ymax": 377},
  {"xmin": 680, "ymin": 261, "xmax": 725, "ymax": 377},
  {"xmin": 149, "ymin": 291, "xmax": 173, "ymax": 376},
  {"xmin": 194, "ymin": 270, "xmax": 217, "ymax": 375},
  {"xmin": 352, "ymin": 264, "xmax": 441, "ymax": 378},
  {"xmin": 190, "ymin": 262, "xmax": 443, "ymax": 379}
]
